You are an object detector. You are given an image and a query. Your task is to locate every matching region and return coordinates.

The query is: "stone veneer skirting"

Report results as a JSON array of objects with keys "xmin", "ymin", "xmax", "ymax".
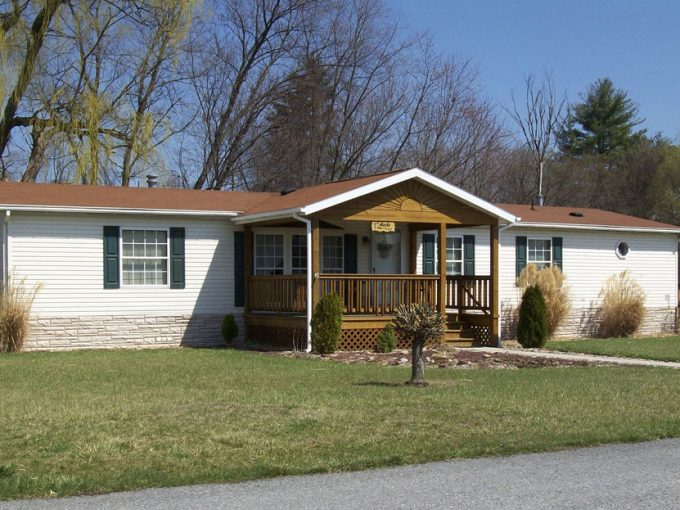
[
  {"xmin": 26, "ymin": 313, "xmax": 244, "ymax": 351},
  {"xmin": 501, "ymin": 305, "xmax": 677, "ymax": 340}
]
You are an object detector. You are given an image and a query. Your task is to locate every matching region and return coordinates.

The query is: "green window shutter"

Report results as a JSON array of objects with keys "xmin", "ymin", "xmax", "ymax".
[
  {"xmin": 103, "ymin": 226, "xmax": 120, "ymax": 289},
  {"xmin": 422, "ymin": 233, "xmax": 435, "ymax": 274},
  {"xmin": 343, "ymin": 234, "xmax": 358, "ymax": 273},
  {"xmin": 463, "ymin": 235, "xmax": 475, "ymax": 276},
  {"xmin": 516, "ymin": 236, "xmax": 527, "ymax": 278},
  {"xmin": 552, "ymin": 237, "xmax": 563, "ymax": 270},
  {"xmin": 234, "ymin": 231, "xmax": 245, "ymax": 307},
  {"xmin": 170, "ymin": 227, "xmax": 185, "ymax": 289}
]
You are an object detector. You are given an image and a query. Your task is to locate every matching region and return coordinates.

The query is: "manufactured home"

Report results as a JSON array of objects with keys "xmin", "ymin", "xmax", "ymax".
[{"xmin": 0, "ymin": 168, "xmax": 677, "ymax": 351}]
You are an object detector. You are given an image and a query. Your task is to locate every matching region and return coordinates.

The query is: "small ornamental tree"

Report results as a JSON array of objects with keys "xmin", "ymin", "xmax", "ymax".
[
  {"xmin": 221, "ymin": 314, "xmax": 239, "ymax": 345},
  {"xmin": 516, "ymin": 285, "xmax": 548, "ymax": 348},
  {"xmin": 394, "ymin": 304, "xmax": 445, "ymax": 386},
  {"xmin": 311, "ymin": 293, "xmax": 343, "ymax": 354}
]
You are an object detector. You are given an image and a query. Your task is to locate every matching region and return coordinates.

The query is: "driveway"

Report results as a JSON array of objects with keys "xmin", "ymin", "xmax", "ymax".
[{"xmin": 2, "ymin": 439, "xmax": 679, "ymax": 510}]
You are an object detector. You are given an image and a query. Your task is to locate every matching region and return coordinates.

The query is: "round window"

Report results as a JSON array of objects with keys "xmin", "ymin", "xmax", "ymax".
[{"xmin": 616, "ymin": 241, "xmax": 629, "ymax": 259}]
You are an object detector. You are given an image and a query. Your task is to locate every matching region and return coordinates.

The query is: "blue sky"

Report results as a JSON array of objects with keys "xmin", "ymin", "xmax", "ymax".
[{"xmin": 388, "ymin": 0, "xmax": 680, "ymax": 141}]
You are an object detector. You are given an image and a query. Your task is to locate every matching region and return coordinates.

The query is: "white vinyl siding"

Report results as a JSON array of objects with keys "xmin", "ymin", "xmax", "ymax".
[
  {"xmin": 8, "ymin": 213, "xmax": 235, "ymax": 316},
  {"xmin": 417, "ymin": 226, "xmax": 678, "ymax": 312},
  {"xmin": 499, "ymin": 228, "xmax": 679, "ymax": 310},
  {"xmin": 416, "ymin": 227, "xmax": 491, "ymax": 276}
]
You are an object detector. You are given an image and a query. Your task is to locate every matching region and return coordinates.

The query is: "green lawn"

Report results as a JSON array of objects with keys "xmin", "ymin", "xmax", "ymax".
[
  {"xmin": 2, "ymin": 349, "xmax": 680, "ymax": 500},
  {"xmin": 547, "ymin": 336, "xmax": 680, "ymax": 362}
]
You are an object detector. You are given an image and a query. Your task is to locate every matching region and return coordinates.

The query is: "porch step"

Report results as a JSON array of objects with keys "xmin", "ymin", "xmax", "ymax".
[{"xmin": 442, "ymin": 328, "xmax": 475, "ymax": 347}]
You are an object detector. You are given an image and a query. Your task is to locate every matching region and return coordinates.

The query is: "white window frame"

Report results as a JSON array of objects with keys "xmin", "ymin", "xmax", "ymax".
[
  {"xmin": 322, "ymin": 234, "xmax": 344, "ymax": 273},
  {"xmin": 445, "ymin": 236, "xmax": 464, "ymax": 275},
  {"xmin": 120, "ymin": 227, "xmax": 170, "ymax": 288},
  {"xmin": 254, "ymin": 232, "xmax": 286, "ymax": 275},
  {"xmin": 291, "ymin": 233, "xmax": 307, "ymax": 274},
  {"xmin": 527, "ymin": 237, "xmax": 552, "ymax": 270}
]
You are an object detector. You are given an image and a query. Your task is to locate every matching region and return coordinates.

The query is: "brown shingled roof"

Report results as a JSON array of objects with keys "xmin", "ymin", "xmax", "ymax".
[
  {"xmin": 242, "ymin": 170, "xmax": 407, "ymax": 214},
  {"xmin": 0, "ymin": 170, "xmax": 405, "ymax": 214},
  {"xmin": 500, "ymin": 204, "xmax": 680, "ymax": 231},
  {"xmin": 0, "ymin": 176, "xmax": 678, "ymax": 232},
  {"xmin": 0, "ymin": 181, "xmax": 277, "ymax": 213}
]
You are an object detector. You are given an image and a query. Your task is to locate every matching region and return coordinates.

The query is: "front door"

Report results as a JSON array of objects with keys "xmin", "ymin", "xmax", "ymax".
[{"xmin": 371, "ymin": 231, "xmax": 401, "ymax": 274}]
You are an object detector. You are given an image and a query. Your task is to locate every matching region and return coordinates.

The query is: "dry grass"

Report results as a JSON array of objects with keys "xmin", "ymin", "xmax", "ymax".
[
  {"xmin": 0, "ymin": 277, "xmax": 41, "ymax": 353},
  {"xmin": 599, "ymin": 271, "xmax": 645, "ymax": 338},
  {"xmin": 517, "ymin": 265, "xmax": 571, "ymax": 337}
]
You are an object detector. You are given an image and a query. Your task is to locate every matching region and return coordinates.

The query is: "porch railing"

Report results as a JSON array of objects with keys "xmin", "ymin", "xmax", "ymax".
[
  {"xmin": 445, "ymin": 275, "xmax": 491, "ymax": 314},
  {"xmin": 318, "ymin": 274, "xmax": 439, "ymax": 315},
  {"xmin": 247, "ymin": 274, "xmax": 307, "ymax": 313},
  {"xmin": 247, "ymin": 273, "xmax": 491, "ymax": 316}
]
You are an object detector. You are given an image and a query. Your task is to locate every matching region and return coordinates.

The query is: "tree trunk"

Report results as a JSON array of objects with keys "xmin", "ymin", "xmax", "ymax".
[
  {"xmin": 407, "ymin": 336, "xmax": 427, "ymax": 386},
  {"xmin": 21, "ymin": 124, "xmax": 48, "ymax": 182}
]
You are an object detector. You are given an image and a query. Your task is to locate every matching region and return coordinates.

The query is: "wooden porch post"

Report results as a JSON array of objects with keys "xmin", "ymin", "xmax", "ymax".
[
  {"xmin": 490, "ymin": 223, "xmax": 500, "ymax": 347},
  {"xmin": 409, "ymin": 225, "xmax": 418, "ymax": 274},
  {"xmin": 438, "ymin": 223, "xmax": 447, "ymax": 318},
  {"xmin": 244, "ymin": 225, "xmax": 253, "ymax": 313},
  {"xmin": 311, "ymin": 218, "xmax": 321, "ymax": 309}
]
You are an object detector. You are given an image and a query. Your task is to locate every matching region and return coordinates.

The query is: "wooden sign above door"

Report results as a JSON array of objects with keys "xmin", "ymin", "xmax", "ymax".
[{"xmin": 371, "ymin": 221, "xmax": 396, "ymax": 232}]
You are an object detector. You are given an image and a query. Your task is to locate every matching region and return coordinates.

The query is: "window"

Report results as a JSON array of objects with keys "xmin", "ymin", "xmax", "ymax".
[
  {"xmin": 122, "ymin": 229, "xmax": 168, "ymax": 285},
  {"xmin": 291, "ymin": 234, "xmax": 307, "ymax": 274},
  {"xmin": 446, "ymin": 236, "xmax": 463, "ymax": 275},
  {"xmin": 528, "ymin": 238, "xmax": 552, "ymax": 270},
  {"xmin": 616, "ymin": 241, "xmax": 630, "ymax": 259},
  {"xmin": 322, "ymin": 235, "xmax": 343, "ymax": 273},
  {"xmin": 254, "ymin": 234, "xmax": 284, "ymax": 275}
]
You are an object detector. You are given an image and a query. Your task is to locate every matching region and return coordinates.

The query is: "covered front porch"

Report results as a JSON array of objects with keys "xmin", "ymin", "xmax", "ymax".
[
  {"xmin": 246, "ymin": 271, "xmax": 495, "ymax": 350},
  {"xmin": 234, "ymin": 170, "xmax": 514, "ymax": 351}
]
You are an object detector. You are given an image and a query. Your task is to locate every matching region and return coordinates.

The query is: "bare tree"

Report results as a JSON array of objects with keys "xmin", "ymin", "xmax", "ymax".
[{"xmin": 507, "ymin": 73, "xmax": 566, "ymax": 204}]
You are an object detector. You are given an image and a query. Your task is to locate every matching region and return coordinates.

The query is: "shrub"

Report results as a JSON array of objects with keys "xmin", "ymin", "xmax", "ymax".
[
  {"xmin": 517, "ymin": 264, "xmax": 570, "ymax": 338},
  {"xmin": 311, "ymin": 293, "xmax": 343, "ymax": 354},
  {"xmin": 220, "ymin": 314, "xmax": 239, "ymax": 345},
  {"xmin": 376, "ymin": 323, "xmax": 397, "ymax": 353},
  {"xmin": 599, "ymin": 270, "xmax": 645, "ymax": 337},
  {"xmin": 0, "ymin": 276, "xmax": 41, "ymax": 353},
  {"xmin": 394, "ymin": 303, "xmax": 445, "ymax": 386},
  {"xmin": 516, "ymin": 285, "xmax": 548, "ymax": 348}
]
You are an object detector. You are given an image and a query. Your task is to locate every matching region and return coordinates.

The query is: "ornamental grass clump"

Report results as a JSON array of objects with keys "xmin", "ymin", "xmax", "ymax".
[
  {"xmin": 0, "ymin": 276, "xmax": 41, "ymax": 353},
  {"xmin": 599, "ymin": 271, "xmax": 645, "ymax": 338},
  {"xmin": 375, "ymin": 323, "xmax": 397, "ymax": 353},
  {"xmin": 517, "ymin": 264, "xmax": 570, "ymax": 338},
  {"xmin": 516, "ymin": 285, "xmax": 548, "ymax": 348},
  {"xmin": 394, "ymin": 303, "xmax": 445, "ymax": 386},
  {"xmin": 311, "ymin": 293, "xmax": 343, "ymax": 354}
]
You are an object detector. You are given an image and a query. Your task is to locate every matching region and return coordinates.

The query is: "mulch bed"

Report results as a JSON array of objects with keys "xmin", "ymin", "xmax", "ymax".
[{"xmin": 264, "ymin": 346, "xmax": 594, "ymax": 369}]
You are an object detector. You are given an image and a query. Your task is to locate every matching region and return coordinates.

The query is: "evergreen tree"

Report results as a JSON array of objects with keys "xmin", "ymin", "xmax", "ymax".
[
  {"xmin": 258, "ymin": 55, "xmax": 335, "ymax": 191},
  {"xmin": 558, "ymin": 78, "xmax": 645, "ymax": 156}
]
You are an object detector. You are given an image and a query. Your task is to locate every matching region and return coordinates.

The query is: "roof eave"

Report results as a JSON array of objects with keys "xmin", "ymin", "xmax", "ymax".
[
  {"xmin": 0, "ymin": 205, "xmax": 240, "ymax": 217},
  {"xmin": 511, "ymin": 222, "xmax": 680, "ymax": 235},
  {"xmin": 231, "ymin": 208, "xmax": 303, "ymax": 225}
]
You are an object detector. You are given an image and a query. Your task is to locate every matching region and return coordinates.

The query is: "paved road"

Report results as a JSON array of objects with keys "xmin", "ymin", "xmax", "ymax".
[{"xmin": 3, "ymin": 439, "xmax": 679, "ymax": 510}]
